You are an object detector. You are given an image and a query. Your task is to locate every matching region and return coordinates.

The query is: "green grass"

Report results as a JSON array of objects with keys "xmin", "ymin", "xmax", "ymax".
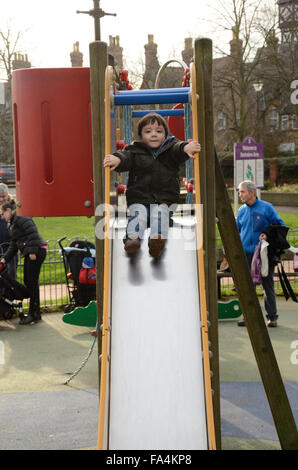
[
  {"xmin": 22, "ymin": 211, "xmax": 297, "ymax": 287},
  {"xmin": 15, "ymin": 216, "xmax": 96, "ymax": 286},
  {"xmin": 32, "ymin": 212, "xmax": 298, "ymax": 244},
  {"xmin": 33, "ymin": 216, "xmax": 95, "ymax": 242},
  {"xmin": 278, "ymin": 212, "xmax": 298, "ymax": 229}
]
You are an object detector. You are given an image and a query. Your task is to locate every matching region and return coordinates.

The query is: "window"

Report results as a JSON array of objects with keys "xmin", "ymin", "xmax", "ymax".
[
  {"xmin": 292, "ymin": 114, "xmax": 298, "ymax": 130},
  {"xmin": 269, "ymin": 108, "xmax": 279, "ymax": 129},
  {"xmin": 217, "ymin": 111, "xmax": 227, "ymax": 130},
  {"xmin": 0, "ymin": 83, "xmax": 5, "ymax": 105},
  {"xmin": 281, "ymin": 115, "xmax": 289, "ymax": 130},
  {"xmin": 280, "ymin": 5, "xmax": 293, "ymax": 22},
  {"xmin": 282, "ymin": 30, "xmax": 292, "ymax": 43}
]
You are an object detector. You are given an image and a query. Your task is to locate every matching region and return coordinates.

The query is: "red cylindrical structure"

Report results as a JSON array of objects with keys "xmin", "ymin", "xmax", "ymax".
[{"xmin": 12, "ymin": 68, "xmax": 94, "ymax": 216}]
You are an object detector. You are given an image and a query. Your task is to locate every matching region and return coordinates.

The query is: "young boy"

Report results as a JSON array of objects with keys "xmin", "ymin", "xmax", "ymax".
[{"xmin": 104, "ymin": 112, "xmax": 200, "ymax": 258}]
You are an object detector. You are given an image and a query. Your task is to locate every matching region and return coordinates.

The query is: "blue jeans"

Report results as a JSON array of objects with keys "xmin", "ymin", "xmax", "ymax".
[
  {"xmin": 246, "ymin": 253, "xmax": 277, "ymax": 320},
  {"xmin": 126, "ymin": 203, "xmax": 176, "ymax": 240}
]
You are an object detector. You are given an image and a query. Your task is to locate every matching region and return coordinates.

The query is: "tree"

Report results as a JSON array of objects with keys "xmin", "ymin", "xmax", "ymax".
[
  {"xmin": 0, "ymin": 23, "xmax": 23, "ymax": 81},
  {"xmin": 209, "ymin": 0, "xmax": 298, "ymax": 189},
  {"xmin": 211, "ymin": 1, "xmax": 296, "ymax": 139},
  {"xmin": 212, "ymin": 0, "xmax": 281, "ymax": 147},
  {"xmin": 0, "ymin": 22, "xmax": 24, "ymax": 163}
]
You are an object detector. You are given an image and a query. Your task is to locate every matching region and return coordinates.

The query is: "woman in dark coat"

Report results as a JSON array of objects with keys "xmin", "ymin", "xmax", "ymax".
[
  {"xmin": 0, "ymin": 201, "xmax": 47, "ymax": 324},
  {"xmin": 0, "ymin": 183, "xmax": 18, "ymax": 279}
]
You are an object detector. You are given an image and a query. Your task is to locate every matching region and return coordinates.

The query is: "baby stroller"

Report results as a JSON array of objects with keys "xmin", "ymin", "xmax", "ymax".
[
  {"xmin": 58, "ymin": 237, "xmax": 96, "ymax": 313},
  {"xmin": 0, "ymin": 267, "xmax": 30, "ymax": 321}
]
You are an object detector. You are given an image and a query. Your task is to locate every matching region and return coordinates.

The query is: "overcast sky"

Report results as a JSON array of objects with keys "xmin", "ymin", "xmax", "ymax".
[
  {"xmin": 0, "ymin": 1, "xmax": 228, "ymax": 72},
  {"xmin": 1, "ymin": 0, "xmax": 276, "ymax": 79}
]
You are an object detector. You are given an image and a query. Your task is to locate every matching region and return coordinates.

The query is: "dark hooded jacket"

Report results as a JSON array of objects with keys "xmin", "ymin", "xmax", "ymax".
[
  {"xmin": 114, "ymin": 136, "xmax": 189, "ymax": 206},
  {"xmin": 0, "ymin": 218, "xmax": 11, "ymax": 253},
  {"xmin": 3, "ymin": 213, "xmax": 46, "ymax": 263}
]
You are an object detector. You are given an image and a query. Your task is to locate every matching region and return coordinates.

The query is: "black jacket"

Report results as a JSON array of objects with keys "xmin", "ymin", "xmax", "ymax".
[
  {"xmin": 3, "ymin": 214, "xmax": 46, "ymax": 263},
  {"xmin": 0, "ymin": 218, "xmax": 11, "ymax": 254},
  {"xmin": 263, "ymin": 224, "xmax": 290, "ymax": 262},
  {"xmin": 114, "ymin": 137, "xmax": 189, "ymax": 206}
]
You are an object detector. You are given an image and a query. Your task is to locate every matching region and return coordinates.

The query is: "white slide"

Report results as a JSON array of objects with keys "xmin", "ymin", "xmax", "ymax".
[{"xmin": 106, "ymin": 220, "xmax": 208, "ymax": 450}]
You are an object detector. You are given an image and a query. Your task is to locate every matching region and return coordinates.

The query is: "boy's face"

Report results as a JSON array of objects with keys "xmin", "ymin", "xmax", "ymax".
[{"xmin": 140, "ymin": 120, "xmax": 166, "ymax": 149}]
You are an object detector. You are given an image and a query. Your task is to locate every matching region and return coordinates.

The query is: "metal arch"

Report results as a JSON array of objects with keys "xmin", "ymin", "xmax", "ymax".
[
  {"xmin": 154, "ymin": 59, "xmax": 189, "ymax": 89},
  {"xmin": 154, "ymin": 59, "xmax": 188, "ymax": 110}
]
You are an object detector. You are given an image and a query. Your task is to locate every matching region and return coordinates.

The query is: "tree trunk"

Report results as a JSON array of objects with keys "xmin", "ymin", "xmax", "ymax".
[{"xmin": 269, "ymin": 158, "xmax": 279, "ymax": 187}]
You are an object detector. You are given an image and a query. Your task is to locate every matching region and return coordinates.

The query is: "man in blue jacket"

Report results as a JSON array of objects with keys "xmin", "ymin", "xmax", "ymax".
[{"xmin": 236, "ymin": 180, "xmax": 285, "ymax": 327}]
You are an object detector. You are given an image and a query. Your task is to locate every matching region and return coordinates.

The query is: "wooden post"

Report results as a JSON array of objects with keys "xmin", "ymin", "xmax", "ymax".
[
  {"xmin": 215, "ymin": 150, "xmax": 298, "ymax": 450},
  {"xmin": 89, "ymin": 41, "xmax": 107, "ymax": 384},
  {"xmin": 194, "ymin": 38, "xmax": 221, "ymax": 449}
]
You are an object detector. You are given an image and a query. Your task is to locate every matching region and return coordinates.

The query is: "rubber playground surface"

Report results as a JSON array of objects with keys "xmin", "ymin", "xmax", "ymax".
[{"xmin": 0, "ymin": 299, "xmax": 297, "ymax": 451}]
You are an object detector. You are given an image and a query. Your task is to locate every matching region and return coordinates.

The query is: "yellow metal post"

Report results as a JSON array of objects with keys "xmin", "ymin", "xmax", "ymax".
[{"xmin": 190, "ymin": 62, "xmax": 216, "ymax": 450}]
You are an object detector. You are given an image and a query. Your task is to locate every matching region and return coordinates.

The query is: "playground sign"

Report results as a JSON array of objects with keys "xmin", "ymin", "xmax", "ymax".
[{"xmin": 234, "ymin": 136, "xmax": 264, "ymax": 189}]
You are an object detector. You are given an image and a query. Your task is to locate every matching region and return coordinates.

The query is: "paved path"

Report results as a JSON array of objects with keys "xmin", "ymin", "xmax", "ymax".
[
  {"xmin": 0, "ymin": 313, "xmax": 99, "ymax": 450},
  {"xmin": 1, "ymin": 299, "xmax": 297, "ymax": 450},
  {"xmin": 218, "ymin": 299, "xmax": 298, "ymax": 449}
]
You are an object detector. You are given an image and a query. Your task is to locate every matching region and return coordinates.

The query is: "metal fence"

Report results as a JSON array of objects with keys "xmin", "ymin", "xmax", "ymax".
[
  {"xmin": 6, "ymin": 237, "xmax": 93, "ymax": 311},
  {"xmin": 218, "ymin": 227, "xmax": 298, "ymax": 297},
  {"xmin": 2, "ymin": 228, "xmax": 297, "ymax": 312}
]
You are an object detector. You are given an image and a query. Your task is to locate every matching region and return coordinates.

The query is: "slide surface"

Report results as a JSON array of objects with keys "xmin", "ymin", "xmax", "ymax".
[{"xmin": 107, "ymin": 221, "xmax": 208, "ymax": 450}]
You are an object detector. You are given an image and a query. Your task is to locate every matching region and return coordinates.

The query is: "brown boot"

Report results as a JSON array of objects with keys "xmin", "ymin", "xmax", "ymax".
[
  {"xmin": 124, "ymin": 237, "xmax": 141, "ymax": 254},
  {"xmin": 149, "ymin": 234, "xmax": 165, "ymax": 258}
]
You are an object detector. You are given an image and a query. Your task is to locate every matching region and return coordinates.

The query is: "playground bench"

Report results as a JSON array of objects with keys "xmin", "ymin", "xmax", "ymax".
[{"xmin": 217, "ymin": 250, "xmax": 298, "ymax": 299}]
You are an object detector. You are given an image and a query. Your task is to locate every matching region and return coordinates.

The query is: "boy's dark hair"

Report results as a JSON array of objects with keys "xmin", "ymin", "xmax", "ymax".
[
  {"xmin": 137, "ymin": 112, "xmax": 169, "ymax": 138},
  {"xmin": 2, "ymin": 200, "xmax": 16, "ymax": 212}
]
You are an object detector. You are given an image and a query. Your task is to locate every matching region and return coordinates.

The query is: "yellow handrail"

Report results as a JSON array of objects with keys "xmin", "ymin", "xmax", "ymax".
[
  {"xmin": 190, "ymin": 62, "xmax": 216, "ymax": 450},
  {"xmin": 97, "ymin": 65, "xmax": 113, "ymax": 450}
]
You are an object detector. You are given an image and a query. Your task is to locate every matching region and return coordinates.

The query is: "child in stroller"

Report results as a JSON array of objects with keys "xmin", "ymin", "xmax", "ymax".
[
  {"xmin": 59, "ymin": 238, "xmax": 96, "ymax": 313},
  {"xmin": 0, "ymin": 266, "xmax": 30, "ymax": 322}
]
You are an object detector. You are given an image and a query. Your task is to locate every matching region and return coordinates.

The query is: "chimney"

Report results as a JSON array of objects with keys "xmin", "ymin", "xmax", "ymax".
[
  {"xmin": 108, "ymin": 35, "xmax": 124, "ymax": 71},
  {"xmin": 70, "ymin": 42, "xmax": 83, "ymax": 67},
  {"xmin": 12, "ymin": 53, "xmax": 31, "ymax": 70},
  {"xmin": 182, "ymin": 37, "xmax": 193, "ymax": 65},
  {"xmin": 229, "ymin": 27, "xmax": 243, "ymax": 57},
  {"xmin": 140, "ymin": 35, "xmax": 160, "ymax": 89}
]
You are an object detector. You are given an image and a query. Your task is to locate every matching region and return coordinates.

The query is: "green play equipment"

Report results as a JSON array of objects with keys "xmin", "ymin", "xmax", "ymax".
[
  {"xmin": 62, "ymin": 300, "xmax": 97, "ymax": 327},
  {"xmin": 62, "ymin": 298, "xmax": 241, "ymax": 325},
  {"xmin": 217, "ymin": 299, "xmax": 242, "ymax": 320}
]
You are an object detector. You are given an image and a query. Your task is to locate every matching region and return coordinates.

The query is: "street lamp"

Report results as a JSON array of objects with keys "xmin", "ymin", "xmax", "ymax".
[
  {"xmin": 253, "ymin": 80, "xmax": 264, "ymax": 199},
  {"xmin": 253, "ymin": 80, "xmax": 264, "ymax": 141},
  {"xmin": 253, "ymin": 81, "xmax": 263, "ymax": 93}
]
